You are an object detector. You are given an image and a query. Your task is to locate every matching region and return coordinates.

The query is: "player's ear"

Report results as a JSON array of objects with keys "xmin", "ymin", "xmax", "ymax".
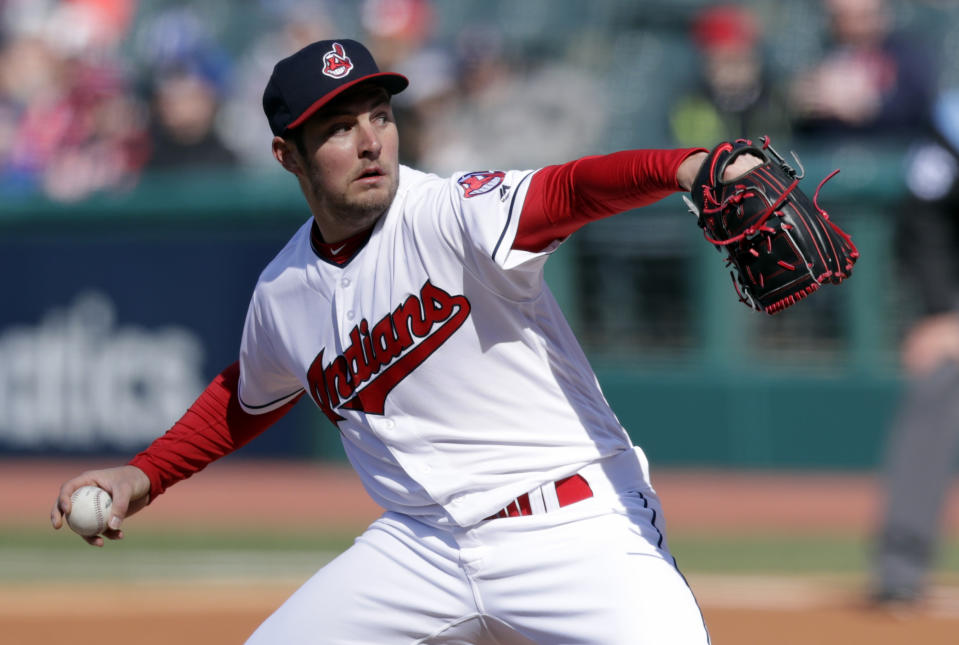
[{"xmin": 272, "ymin": 136, "xmax": 305, "ymax": 176}]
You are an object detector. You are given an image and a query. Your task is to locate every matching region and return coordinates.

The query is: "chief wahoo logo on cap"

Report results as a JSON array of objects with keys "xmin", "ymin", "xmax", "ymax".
[{"xmin": 322, "ymin": 43, "xmax": 353, "ymax": 79}]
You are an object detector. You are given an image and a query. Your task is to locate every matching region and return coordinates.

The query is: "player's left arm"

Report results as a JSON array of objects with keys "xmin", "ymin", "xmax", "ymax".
[{"xmin": 513, "ymin": 147, "xmax": 758, "ymax": 252}]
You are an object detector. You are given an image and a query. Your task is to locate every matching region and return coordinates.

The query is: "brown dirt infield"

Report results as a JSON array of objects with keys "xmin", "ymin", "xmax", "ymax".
[
  {"xmin": 5, "ymin": 458, "xmax": 959, "ymax": 644},
  {"xmin": 3, "ymin": 580, "xmax": 959, "ymax": 645}
]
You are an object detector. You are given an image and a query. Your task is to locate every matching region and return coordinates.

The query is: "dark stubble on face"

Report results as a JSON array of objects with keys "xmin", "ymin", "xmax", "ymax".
[{"xmin": 305, "ymin": 156, "xmax": 398, "ymax": 231}]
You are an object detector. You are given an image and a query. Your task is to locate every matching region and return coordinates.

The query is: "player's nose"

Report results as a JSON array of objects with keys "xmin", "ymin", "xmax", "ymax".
[{"xmin": 357, "ymin": 119, "xmax": 382, "ymax": 158}]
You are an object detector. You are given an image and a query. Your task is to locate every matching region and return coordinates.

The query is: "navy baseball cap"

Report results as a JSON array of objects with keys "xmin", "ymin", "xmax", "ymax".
[{"xmin": 263, "ymin": 39, "xmax": 409, "ymax": 136}]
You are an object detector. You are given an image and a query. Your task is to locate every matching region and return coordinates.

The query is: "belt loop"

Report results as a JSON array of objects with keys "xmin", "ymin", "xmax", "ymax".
[
  {"xmin": 540, "ymin": 481, "xmax": 561, "ymax": 511},
  {"xmin": 529, "ymin": 487, "xmax": 547, "ymax": 514}
]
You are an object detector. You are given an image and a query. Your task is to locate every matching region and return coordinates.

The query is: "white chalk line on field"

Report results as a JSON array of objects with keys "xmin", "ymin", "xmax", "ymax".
[{"xmin": 689, "ymin": 574, "xmax": 854, "ymax": 610}]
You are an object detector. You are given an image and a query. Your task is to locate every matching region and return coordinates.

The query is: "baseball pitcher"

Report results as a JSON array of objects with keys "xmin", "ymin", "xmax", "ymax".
[{"xmin": 51, "ymin": 39, "xmax": 855, "ymax": 644}]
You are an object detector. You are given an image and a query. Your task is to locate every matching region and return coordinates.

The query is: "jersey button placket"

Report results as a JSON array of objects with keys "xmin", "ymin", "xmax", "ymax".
[{"xmin": 336, "ymin": 272, "xmax": 356, "ymax": 325}]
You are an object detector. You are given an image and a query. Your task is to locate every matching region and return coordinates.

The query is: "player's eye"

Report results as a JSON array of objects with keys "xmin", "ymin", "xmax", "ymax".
[{"xmin": 327, "ymin": 121, "xmax": 353, "ymax": 136}]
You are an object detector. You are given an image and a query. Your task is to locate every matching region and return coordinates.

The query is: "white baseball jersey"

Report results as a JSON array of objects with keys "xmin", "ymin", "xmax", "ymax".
[{"xmin": 238, "ymin": 164, "xmax": 638, "ymax": 527}]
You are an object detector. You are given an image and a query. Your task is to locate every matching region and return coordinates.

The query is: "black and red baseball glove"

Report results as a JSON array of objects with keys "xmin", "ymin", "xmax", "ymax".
[{"xmin": 686, "ymin": 137, "xmax": 859, "ymax": 315}]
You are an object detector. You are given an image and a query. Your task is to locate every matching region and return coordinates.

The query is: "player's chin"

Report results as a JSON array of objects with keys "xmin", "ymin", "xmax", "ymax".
[{"xmin": 349, "ymin": 184, "xmax": 395, "ymax": 214}]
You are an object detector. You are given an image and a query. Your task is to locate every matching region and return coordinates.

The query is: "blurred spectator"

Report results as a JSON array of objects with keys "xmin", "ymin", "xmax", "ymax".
[
  {"xmin": 669, "ymin": 4, "xmax": 791, "ymax": 148},
  {"xmin": 415, "ymin": 26, "xmax": 606, "ymax": 175},
  {"xmin": 145, "ymin": 62, "xmax": 237, "ymax": 170},
  {"xmin": 361, "ymin": 0, "xmax": 435, "ymax": 72},
  {"xmin": 215, "ymin": 1, "xmax": 338, "ymax": 166},
  {"xmin": 359, "ymin": 0, "xmax": 450, "ymax": 167},
  {"xmin": 0, "ymin": 1, "xmax": 147, "ymax": 202},
  {"xmin": 788, "ymin": 0, "xmax": 935, "ymax": 139},
  {"xmin": 148, "ymin": 61, "xmax": 237, "ymax": 170},
  {"xmin": 871, "ymin": 89, "xmax": 959, "ymax": 608},
  {"xmin": 133, "ymin": 6, "xmax": 238, "ymax": 171},
  {"xmin": 787, "ymin": 0, "xmax": 951, "ymax": 608}
]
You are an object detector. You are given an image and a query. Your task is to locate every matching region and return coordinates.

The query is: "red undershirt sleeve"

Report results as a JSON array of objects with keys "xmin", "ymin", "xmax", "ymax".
[
  {"xmin": 513, "ymin": 148, "xmax": 705, "ymax": 252},
  {"xmin": 128, "ymin": 361, "xmax": 303, "ymax": 501}
]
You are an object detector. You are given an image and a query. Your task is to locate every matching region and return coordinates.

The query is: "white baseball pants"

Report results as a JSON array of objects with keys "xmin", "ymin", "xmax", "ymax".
[{"xmin": 246, "ymin": 450, "xmax": 710, "ymax": 644}]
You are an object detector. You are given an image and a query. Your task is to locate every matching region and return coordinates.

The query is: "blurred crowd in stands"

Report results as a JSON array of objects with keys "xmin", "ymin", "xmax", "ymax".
[
  {"xmin": 0, "ymin": 0, "xmax": 951, "ymax": 203},
  {"xmin": 0, "ymin": 0, "xmax": 607, "ymax": 202}
]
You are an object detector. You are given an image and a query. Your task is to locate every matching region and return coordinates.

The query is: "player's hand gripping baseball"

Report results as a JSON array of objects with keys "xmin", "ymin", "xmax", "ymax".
[{"xmin": 50, "ymin": 465, "xmax": 151, "ymax": 547}]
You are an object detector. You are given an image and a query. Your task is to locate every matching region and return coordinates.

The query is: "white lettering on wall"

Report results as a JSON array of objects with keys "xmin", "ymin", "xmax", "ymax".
[{"xmin": 0, "ymin": 292, "xmax": 205, "ymax": 449}]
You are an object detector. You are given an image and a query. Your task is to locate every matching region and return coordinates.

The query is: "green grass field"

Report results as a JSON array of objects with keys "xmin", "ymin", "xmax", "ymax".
[
  {"xmin": 6, "ymin": 525, "xmax": 959, "ymax": 583},
  {"xmin": 670, "ymin": 532, "xmax": 959, "ymax": 574}
]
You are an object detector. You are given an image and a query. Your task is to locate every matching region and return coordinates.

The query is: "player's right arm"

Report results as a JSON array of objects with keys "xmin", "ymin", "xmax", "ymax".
[
  {"xmin": 50, "ymin": 361, "xmax": 302, "ymax": 545},
  {"xmin": 130, "ymin": 361, "xmax": 302, "ymax": 496}
]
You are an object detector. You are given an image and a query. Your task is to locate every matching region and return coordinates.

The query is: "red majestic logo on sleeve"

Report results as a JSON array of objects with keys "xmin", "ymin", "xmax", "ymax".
[
  {"xmin": 457, "ymin": 171, "xmax": 505, "ymax": 198},
  {"xmin": 306, "ymin": 281, "xmax": 471, "ymax": 424}
]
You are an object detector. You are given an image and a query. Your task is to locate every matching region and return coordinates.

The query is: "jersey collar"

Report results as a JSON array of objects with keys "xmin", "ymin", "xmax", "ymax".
[{"xmin": 309, "ymin": 220, "xmax": 373, "ymax": 266}]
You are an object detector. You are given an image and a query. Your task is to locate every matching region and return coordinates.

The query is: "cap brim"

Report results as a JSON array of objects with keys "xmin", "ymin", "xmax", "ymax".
[{"xmin": 286, "ymin": 72, "xmax": 409, "ymax": 132}]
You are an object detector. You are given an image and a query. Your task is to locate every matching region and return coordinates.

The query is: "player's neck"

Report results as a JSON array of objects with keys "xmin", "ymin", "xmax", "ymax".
[
  {"xmin": 311, "ymin": 214, "xmax": 379, "ymax": 245},
  {"xmin": 310, "ymin": 220, "xmax": 372, "ymax": 264}
]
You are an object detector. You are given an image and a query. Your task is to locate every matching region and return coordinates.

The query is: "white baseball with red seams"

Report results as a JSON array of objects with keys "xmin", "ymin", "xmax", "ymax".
[
  {"xmin": 239, "ymin": 165, "xmax": 711, "ymax": 643},
  {"xmin": 66, "ymin": 486, "xmax": 112, "ymax": 537}
]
